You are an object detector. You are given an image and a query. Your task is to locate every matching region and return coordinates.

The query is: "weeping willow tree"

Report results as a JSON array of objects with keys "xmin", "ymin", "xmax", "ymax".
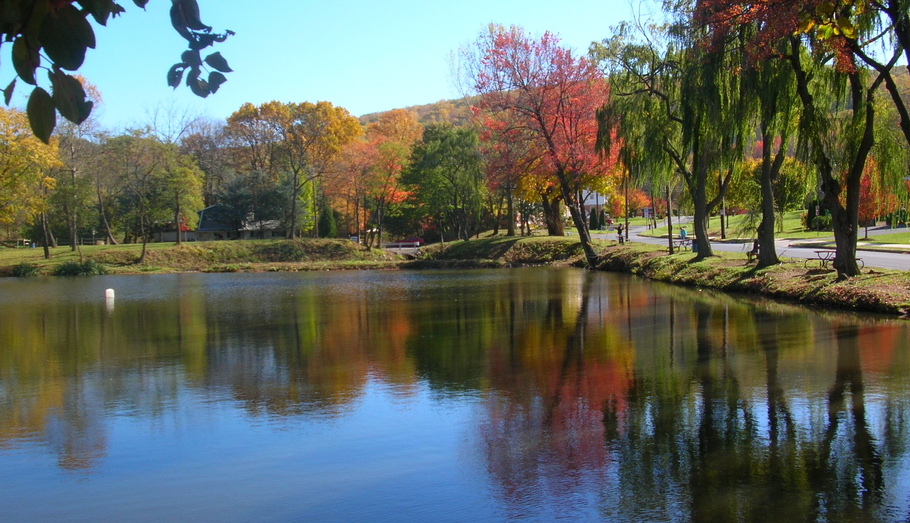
[
  {"xmin": 593, "ymin": 2, "xmax": 750, "ymax": 260},
  {"xmin": 696, "ymin": 0, "xmax": 909, "ymax": 279},
  {"xmin": 593, "ymin": 49, "xmax": 678, "ymax": 253},
  {"xmin": 728, "ymin": 29, "xmax": 801, "ymax": 268}
]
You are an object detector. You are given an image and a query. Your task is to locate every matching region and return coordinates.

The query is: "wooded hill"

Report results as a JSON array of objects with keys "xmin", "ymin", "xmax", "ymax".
[{"xmin": 360, "ymin": 96, "xmax": 478, "ymax": 127}]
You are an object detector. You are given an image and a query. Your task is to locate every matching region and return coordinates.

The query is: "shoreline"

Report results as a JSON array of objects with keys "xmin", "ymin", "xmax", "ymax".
[{"xmin": 2, "ymin": 237, "xmax": 908, "ymax": 318}]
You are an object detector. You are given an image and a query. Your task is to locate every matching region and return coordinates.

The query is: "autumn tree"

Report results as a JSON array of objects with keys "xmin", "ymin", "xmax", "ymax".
[
  {"xmin": 1, "ymin": 0, "xmax": 232, "ymax": 142},
  {"xmin": 282, "ymin": 101, "xmax": 361, "ymax": 238},
  {"xmin": 363, "ymin": 140, "xmax": 410, "ymax": 247},
  {"xmin": 462, "ymin": 24, "xmax": 615, "ymax": 266},
  {"xmin": 0, "ymin": 107, "xmax": 60, "ymax": 257},
  {"xmin": 325, "ymin": 110, "xmax": 421, "ymax": 245},
  {"xmin": 478, "ymin": 112, "xmax": 552, "ymax": 236},
  {"xmin": 226, "ymin": 101, "xmax": 361, "ymax": 239},
  {"xmin": 326, "ymin": 140, "xmax": 378, "ymax": 240}
]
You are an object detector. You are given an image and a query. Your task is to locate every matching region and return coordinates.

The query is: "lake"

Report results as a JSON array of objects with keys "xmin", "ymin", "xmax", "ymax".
[{"xmin": 1, "ymin": 268, "xmax": 908, "ymax": 522}]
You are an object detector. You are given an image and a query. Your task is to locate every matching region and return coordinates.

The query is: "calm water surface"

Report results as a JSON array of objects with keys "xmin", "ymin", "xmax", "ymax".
[{"xmin": 0, "ymin": 268, "xmax": 909, "ymax": 522}]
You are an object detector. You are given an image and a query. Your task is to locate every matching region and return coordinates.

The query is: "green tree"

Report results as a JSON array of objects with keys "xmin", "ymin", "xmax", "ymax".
[
  {"xmin": 161, "ymin": 146, "xmax": 204, "ymax": 245},
  {"xmin": 101, "ymin": 131, "xmax": 170, "ymax": 262},
  {"xmin": 404, "ymin": 124, "xmax": 485, "ymax": 241},
  {"xmin": 696, "ymin": 0, "xmax": 907, "ymax": 278},
  {"xmin": 594, "ymin": 9, "xmax": 749, "ymax": 261},
  {"xmin": 318, "ymin": 202, "xmax": 338, "ymax": 238}
]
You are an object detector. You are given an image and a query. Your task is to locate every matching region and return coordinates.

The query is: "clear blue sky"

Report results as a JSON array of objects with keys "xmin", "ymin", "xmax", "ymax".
[{"xmin": 6, "ymin": 0, "xmax": 653, "ymax": 130}]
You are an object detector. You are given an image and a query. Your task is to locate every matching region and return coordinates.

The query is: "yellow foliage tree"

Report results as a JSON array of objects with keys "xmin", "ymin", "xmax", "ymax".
[{"xmin": 0, "ymin": 107, "xmax": 60, "ymax": 255}]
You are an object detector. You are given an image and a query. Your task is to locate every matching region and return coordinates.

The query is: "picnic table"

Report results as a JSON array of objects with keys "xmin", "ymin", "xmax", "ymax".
[{"xmin": 804, "ymin": 249, "xmax": 864, "ymax": 270}]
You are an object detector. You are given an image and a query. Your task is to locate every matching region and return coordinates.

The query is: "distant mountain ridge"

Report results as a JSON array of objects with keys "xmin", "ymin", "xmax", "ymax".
[{"xmin": 359, "ymin": 96, "xmax": 479, "ymax": 127}]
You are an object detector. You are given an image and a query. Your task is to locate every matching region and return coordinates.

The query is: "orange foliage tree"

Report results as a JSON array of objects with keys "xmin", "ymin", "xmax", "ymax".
[{"xmin": 326, "ymin": 109, "xmax": 421, "ymax": 246}]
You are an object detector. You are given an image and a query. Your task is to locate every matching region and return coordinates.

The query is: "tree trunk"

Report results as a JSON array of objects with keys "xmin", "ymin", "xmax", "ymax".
[
  {"xmin": 624, "ymin": 175, "xmax": 630, "ymax": 245},
  {"xmin": 757, "ymin": 124, "xmax": 783, "ymax": 267},
  {"xmin": 666, "ymin": 185, "xmax": 675, "ymax": 254},
  {"xmin": 689, "ymin": 136, "xmax": 714, "ymax": 260},
  {"xmin": 555, "ymin": 170, "xmax": 598, "ymax": 266},
  {"xmin": 40, "ymin": 212, "xmax": 51, "ymax": 260},
  {"xmin": 692, "ymin": 168, "xmax": 713, "ymax": 259},
  {"xmin": 289, "ymin": 172, "xmax": 300, "ymax": 240},
  {"xmin": 138, "ymin": 214, "xmax": 148, "ymax": 264},
  {"xmin": 506, "ymin": 187, "xmax": 515, "ymax": 237},
  {"xmin": 175, "ymin": 196, "xmax": 183, "ymax": 246},
  {"xmin": 540, "ymin": 192, "xmax": 564, "ymax": 236},
  {"xmin": 69, "ymin": 167, "xmax": 77, "ymax": 252},
  {"xmin": 99, "ymin": 195, "xmax": 117, "ymax": 245}
]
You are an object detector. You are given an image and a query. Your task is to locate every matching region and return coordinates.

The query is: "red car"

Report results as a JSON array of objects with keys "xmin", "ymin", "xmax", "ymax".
[{"xmin": 401, "ymin": 236, "xmax": 425, "ymax": 246}]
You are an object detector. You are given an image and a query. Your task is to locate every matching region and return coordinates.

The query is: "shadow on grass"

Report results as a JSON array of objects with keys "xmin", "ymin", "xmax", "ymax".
[{"xmin": 432, "ymin": 238, "xmax": 522, "ymax": 260}]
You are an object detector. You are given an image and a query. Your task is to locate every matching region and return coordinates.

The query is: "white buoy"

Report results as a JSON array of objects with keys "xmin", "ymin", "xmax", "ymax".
[{"xmin": 105, "ymin": 288, "xmax": 115, "ymax": 312}]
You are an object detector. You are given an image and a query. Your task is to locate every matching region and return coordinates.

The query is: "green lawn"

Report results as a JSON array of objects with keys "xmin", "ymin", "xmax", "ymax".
[{"xmin": 637, "ymin": 212, "xmax": 908, "ymax": 244}]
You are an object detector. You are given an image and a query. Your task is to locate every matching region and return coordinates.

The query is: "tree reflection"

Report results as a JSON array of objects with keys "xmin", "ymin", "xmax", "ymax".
[
  {"xmin": 808, "ymin": 323, "xmax": 884, "ymax": 520},
  {"xmin": 479, "ymin": 271, "xmax": 630, "ymax": 516},
  {"xmin": 0, "ymin": 270, "xmax": 908, "ymax": 523}
]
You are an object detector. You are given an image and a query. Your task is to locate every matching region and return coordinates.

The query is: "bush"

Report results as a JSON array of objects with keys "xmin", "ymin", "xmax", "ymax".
[
  {"xmin": 53, "ymin": 260, "xmax": 108, "ymax": 276},
  {"xmin": 11, "ymin": 262, "xmax": 40, "ymax": 277},
  {"xmin": 811, "ymin": 215, "xmax": 832, "ymax": 231}
]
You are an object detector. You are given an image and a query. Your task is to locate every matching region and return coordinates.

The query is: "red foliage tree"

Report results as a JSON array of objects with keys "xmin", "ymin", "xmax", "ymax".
[{"xmin": 465, "ymin": 24, "xmax": 616, "ymax": 266}]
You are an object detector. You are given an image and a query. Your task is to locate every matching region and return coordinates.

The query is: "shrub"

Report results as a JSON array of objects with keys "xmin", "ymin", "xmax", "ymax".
[
  {"xmin": 53, "ymin": 260, "xmax": 108, "ymax": 276},
  {"xmin": 811, "ymin": 215, "xmax": 832, "ymax": 231},
  {"xmin": 11, "ymin": 262, "xmax": 40, "ymax": 277}
]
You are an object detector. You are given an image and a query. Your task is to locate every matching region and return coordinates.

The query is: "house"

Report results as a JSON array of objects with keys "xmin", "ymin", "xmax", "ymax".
[
  {"xmin": 195, "ymin": 205, "xmax": 286, "ymax": 241},
  {"xmin": 196, "ymin": 205, "xmax": 237, "ymax": 241}
]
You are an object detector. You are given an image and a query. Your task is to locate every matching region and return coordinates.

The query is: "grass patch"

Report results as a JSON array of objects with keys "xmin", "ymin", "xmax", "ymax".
[{"xmin": 425, "ymin": 236, "xmax": 585, "ymax": 266}]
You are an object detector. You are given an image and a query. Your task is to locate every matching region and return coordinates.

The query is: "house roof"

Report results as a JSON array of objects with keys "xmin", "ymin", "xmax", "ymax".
[{"xmin": 196, "ymin": 205, "xmax": 234, "ymax": 232}]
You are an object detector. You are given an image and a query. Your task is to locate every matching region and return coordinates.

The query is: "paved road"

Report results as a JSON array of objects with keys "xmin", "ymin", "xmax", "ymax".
[{"xmin": 594, "ymin": 221, "xmax": 909, "ymax": 271}]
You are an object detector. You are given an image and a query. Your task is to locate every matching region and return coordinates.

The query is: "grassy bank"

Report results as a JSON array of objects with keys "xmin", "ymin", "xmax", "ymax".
[
  {"xmin": 420, "ymin": 236, "xmax": 910, "ymax": 317},
  {"xmin": 0, "ymin": 239, "xmax": 403, "ymax": 276}
]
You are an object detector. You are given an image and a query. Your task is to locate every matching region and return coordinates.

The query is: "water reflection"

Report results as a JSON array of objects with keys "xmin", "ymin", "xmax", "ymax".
[{"xmin": 0, "ymin": 269, "xmax": 908, "ymax": 521}]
